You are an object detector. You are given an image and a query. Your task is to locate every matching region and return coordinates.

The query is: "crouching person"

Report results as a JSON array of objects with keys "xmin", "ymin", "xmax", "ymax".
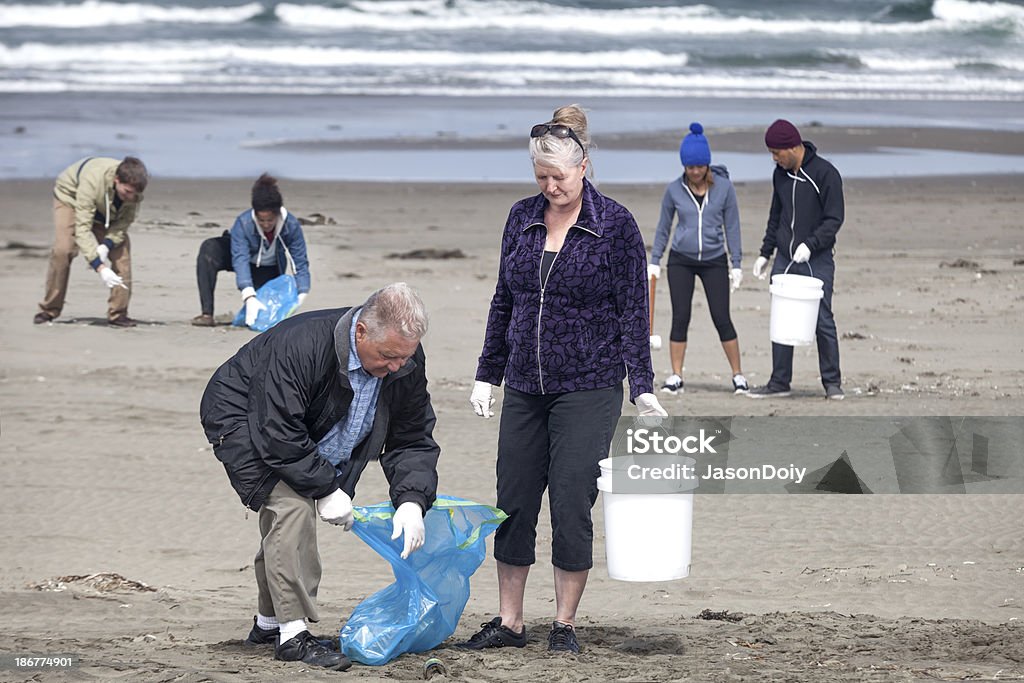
[{"xmin": 200, "ymin": 282, "xmax": 441, "ymax": 671}]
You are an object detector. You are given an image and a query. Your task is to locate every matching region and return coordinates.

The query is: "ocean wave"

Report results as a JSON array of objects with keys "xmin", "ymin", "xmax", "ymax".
[
  {"xmin": 274, "ymin": 0, "xmax": 1021, "ymax": 36},
  {"xmin": 3, "ymin": 64, "xmax": 1020, "ymax": 99},
  {"xmin": 932, "ymin": 0, "xmax": 1024, "ymax": 27},
  {"xmin": 0, "ymin": 0, "xmax": 263, "ymax": 28},
  {"xmin": 0, "ymin": 42, "xmax": 688, "ymax": 69},
  {"xmin": 2, "ymin": 0, "xmax": 1019, "ymax": 36}
]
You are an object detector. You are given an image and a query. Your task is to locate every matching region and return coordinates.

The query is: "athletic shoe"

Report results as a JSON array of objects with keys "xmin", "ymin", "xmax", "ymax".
[
  {"xmin": 274, "ymin": 631, "xmax": 351, "ymax": 670},
  {"xmin": 547, "ymin": 621, "xmax": 581, "ymax": 654},
  {"xmin": 33, "ymin": 312, "xmax": 54, "ymax": 324},
  {"xmin": 825, "ymin": 385, "xmax": 845, "ymax": 400},
  {"xmin": 457, "ymin": 617, "xmax": 527, "ymax": 650},
  {"xmin": 746, "ymin": 385, "xmax": 791, "ymax": 399},
  {"xmin": 244, "ymin": 617, "xmax": 278, "ymax": 646},
  {"xmin": 732, "ymin": 374, "xmax": 749, "ymax": 393},
  {"xmin": 660, "ymin": 374, "xmax": 684, "ymax": 395}
]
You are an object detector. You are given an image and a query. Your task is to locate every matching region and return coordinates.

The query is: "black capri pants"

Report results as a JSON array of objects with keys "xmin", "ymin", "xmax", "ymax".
[
  {"xmin": 666, "ymin": 250, "xmax": 737, "ymax": 343},
  {"xmin": 493, "ymin": 384, "xmax": 623, "ymax": 572}
]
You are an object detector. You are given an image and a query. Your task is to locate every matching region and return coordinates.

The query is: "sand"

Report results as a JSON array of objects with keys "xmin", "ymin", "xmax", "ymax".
[{"xmin": 1, "ymin": 136, "xmax": 1022, "ymax": 680}]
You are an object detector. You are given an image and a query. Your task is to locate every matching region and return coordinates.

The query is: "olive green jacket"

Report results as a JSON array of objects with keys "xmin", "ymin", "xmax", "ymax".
[{"xmin": 53, "ymin": 157, "xmax": 143, "ymax": 266}]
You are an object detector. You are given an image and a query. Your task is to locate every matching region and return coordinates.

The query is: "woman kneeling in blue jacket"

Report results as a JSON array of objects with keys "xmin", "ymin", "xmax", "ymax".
[{"xmin": 192, "ymin": 173, "xmax": 311, "ymax": 327}]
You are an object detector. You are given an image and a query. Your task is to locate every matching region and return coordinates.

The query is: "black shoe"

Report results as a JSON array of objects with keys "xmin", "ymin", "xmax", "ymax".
[
  {"xmin": 34, "ymin": 312, "xmax": 54, "ymax": 324},
  {"xmin": 244, "ymin": 616, "xmax": 278, "ymax": 646},
  {"xmin": 825, "ymin": 385, "xmax": 845, "ymax": 400},
  {"xmin": 457, "ymin": 617, "xmax": 527, "ymax": 650},
  {"xmin": 746, "ymin": 385, "xmax": 791, "ymax": 399},
  {"xmin": 108, "ymin": 316, "xmax": 138, "ymax": 328},
  {"xmin": 547, "ymin": 621, "xmax": 580, "ymax": 654},
  {"xmin": 274, "ymin": 631, "xmax": 351, "ymax": 670}
]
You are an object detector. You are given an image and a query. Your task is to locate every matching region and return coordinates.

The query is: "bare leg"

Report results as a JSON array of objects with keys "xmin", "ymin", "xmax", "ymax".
[
  {"xmin": 669, "ymin": 340, "xmax": 687, "ymax": 377},
  {"xmin": 552, "ymin": 567, "xmax": 589, "ymax": 627},
  {"xmin": 721, "ymin": 338, "xmax": 742, "ymax": 375},
  {"xmin": 497, "ymin": 561, "xmax": 530, "ymax": 632}
]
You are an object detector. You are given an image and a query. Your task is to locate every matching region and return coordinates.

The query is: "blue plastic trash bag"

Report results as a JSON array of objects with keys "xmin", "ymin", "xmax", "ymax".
[
  {"xmin": 231, "ymin": 274, "xmax": 299, "ymax": 332},
  {"xmin": 340, "ymin": 496, "xmax": 506, "ymax": 665}
]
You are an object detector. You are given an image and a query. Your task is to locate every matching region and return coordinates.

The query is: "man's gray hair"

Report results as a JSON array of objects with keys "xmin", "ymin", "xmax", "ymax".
[{"xmin": 360, "ymin": 282, "xmax": 428, "ymax": 340}]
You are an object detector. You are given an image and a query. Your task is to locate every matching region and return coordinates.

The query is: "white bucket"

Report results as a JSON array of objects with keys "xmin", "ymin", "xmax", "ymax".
[
  {"xmin": 769, "ymin": 273, "xmax": 824, "ymax": 346},
  {"xmin": 597, "ymin": 456, "xmax": 696, "ymax": 582}
]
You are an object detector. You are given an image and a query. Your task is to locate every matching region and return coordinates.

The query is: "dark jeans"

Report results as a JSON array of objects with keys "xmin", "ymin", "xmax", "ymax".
[
  {"xmin": 666, "ymin": 250, "xmax": 737, "ymax": 342},
  {"xmin": 494, "ymin": 384, "xmax": 623, "ymax": 572},
  {"xmin": 768, "ymin": 252, "xmax": 842, "ymax": 390},
  {"xmin": 196, "ymin": 232, "xmax": 279, "ymax": 315}
]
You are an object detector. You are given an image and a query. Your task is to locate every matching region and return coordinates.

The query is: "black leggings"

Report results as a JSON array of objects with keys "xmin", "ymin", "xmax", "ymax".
[
  {"xmin": 196, "ymin": 232, "xmax": 280, "ymax": 315},
  {"xmin": 666, "ymin": 252, "xmax": 737, "ymax": 343}
]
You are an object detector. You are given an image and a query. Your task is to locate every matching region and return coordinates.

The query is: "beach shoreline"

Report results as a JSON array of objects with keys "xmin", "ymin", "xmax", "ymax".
[{"xmin": 3, "ymin": 93, "xmax": 1024, "ymax": 182}]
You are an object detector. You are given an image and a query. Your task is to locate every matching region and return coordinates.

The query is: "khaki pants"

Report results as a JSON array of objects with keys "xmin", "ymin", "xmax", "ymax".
[
  {"xmin": 38, "ymin": 198, "xmax": 131, "ymax": 321},
  {"xmin": 254, "ymin": 480, "xmax": 322, "ymax": 623}
]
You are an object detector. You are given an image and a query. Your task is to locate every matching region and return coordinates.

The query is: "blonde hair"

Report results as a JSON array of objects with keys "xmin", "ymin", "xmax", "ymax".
[{"xmin": 529, "ymin": 103, "xmax": 593, "ymax": 178}]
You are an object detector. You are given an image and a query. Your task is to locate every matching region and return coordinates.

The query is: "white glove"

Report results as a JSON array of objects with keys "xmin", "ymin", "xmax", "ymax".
[
  {"xmin": 296, "ymin": 292, "xmax": 307, "ymax": 307},
  {"xmin": 636, "ymin": 392, "xmax": 668, "ymax": 417},
  {"xmin": 96, "ymin": 243, "xmax": 111, "ymax": 268},
  {"xmin": 98, "ymin": 266, "xmax": 126, "ymax": 290},
  {"xmin": 391, "ymin": 501, "xmax": 425, "ymax": 559},
  {"xmin": 753, "ymin": 256, "xmax": 769, "ymax": 280},
  {"xmin": 793, "ymin": 243, "xmax": 811, "ymax": 264},
  {"xmin": 730, "ymin": 268, "xmax": 743, "ymax": 293},
  {"xmin": 241, "ymin": 286, "xmax": 267, "ymax": 326},
  {"xmin": 316, "ymin": 489, "xmax": 354, "ymax": 530},
  {"xmin": 470, "ymin": 381, "xmax": 495, "ymax": 418},
  {"xmin": 647, "ymin": 263, "xmax": 661, "ymax": 280}
]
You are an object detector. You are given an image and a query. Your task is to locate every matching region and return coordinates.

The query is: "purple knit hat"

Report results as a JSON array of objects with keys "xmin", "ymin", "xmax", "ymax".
[{"xmin": 764, "ymin": 119, "xmax": 802, "ymax": 149}]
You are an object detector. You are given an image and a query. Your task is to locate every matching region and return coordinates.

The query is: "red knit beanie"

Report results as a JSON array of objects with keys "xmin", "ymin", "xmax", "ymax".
[{"xmin": 764, "ymin": 119, "xmax": 802, "ymax": 149}]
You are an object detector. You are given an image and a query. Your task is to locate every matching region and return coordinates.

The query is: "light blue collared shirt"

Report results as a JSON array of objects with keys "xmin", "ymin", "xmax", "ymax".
[{"xmin": 317, "ymin": 310, "xmax": 382, "ymax": 475}]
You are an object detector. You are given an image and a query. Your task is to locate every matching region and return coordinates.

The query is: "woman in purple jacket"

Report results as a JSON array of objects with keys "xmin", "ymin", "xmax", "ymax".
[{"xmin": 462, "ymin": 104, "xmax": 667, "ymax": 656}]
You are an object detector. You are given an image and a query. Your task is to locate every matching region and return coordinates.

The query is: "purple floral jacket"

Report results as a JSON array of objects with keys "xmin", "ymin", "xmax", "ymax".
[{"xmin": 476, "ymin": 179, "xmax": 654, "ymax": 402}]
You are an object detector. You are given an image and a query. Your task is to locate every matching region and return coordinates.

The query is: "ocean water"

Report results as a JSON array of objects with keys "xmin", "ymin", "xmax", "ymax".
[
  {"xmin": 1, "ymin": 1, "xmax": 1022, "ymax": 180},
  {"xmin": 1, "ymin": 0, "xmax": 1023, "ymax": 100}
]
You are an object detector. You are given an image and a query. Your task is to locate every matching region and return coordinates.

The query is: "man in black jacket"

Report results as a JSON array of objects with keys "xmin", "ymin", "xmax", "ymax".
[
  {"xmin": 749, "ymin": 119, "xmax": 846, "ymax": 401},
  {"xmin": 200, "ymin": 282, "xmax": 440, "ymax": 670}
]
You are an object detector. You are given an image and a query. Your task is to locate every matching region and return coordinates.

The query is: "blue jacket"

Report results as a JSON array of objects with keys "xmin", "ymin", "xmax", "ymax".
[
  {"xmin": 760, "ymin": 142, "xmax": 844, "ymax": 260},
  {"xmin": 650, "ymin": 165, "xmax": 742, "ymax": 268},
  {"xmin": 230, "ymin": 208, "xmax": 311, "ymax": 294},
  {"xmin": 476, "ymin": 179, "xmax": 654, "ymax": 402}
]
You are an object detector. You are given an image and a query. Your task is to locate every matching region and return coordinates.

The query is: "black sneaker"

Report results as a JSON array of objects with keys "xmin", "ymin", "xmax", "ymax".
[
  {"xmin": 244, "ymin": 616, "xmax": 278, "ymax": 646},
  {"xmin": 457, "ymin": 617, "xmax": 527, "ymax": 650},
  {"xmin": 274, "ymin": 631, "xmax": 351, "ymax": 670},
  {"xmin": 547, "ymin": 621, "xmax": 580, "ymax": 654},
  {"xmin": 825, "ymin": 385, "xmax": 845, "ymax": 400},
  {"xmin": 660, "ymin": 374, "xmax": 683, "ymax": 395},
  {"xmin": 746, "ymin": 385, "xmax": 791, "ymax": 399},
  {"xmin": 732, "ymin": 374, "xmax": 749, "ymax": 394}
]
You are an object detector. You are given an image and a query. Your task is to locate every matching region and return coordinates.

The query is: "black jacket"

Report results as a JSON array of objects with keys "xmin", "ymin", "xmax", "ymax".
[
  {"xmin": 760, "ymin": 141, "xmax": 845, "ymax": 260},
  {"xmin": 199, "ymin": 307, "xmax": 440, "ymax": 512}
]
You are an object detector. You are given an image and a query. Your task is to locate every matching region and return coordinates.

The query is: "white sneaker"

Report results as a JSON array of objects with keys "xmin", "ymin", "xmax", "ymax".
[
  {"xmin": 732, "ymin": 374, "xmax": 749, "ymax": 393},
  {"xmin": 660, "ymin": 374, "xmax": 683, "ymax": 395}
]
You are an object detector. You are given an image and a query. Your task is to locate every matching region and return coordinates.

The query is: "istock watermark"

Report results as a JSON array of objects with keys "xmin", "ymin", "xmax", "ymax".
[{"xmin": 603, "ymin": 416, "xmax": 1024, "ymax": 494}]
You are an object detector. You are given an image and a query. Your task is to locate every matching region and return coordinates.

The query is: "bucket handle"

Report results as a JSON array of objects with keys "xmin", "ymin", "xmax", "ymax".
[{"xmin": 783, "ymin": 259, "xmax": 814, "ymax": 278}]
